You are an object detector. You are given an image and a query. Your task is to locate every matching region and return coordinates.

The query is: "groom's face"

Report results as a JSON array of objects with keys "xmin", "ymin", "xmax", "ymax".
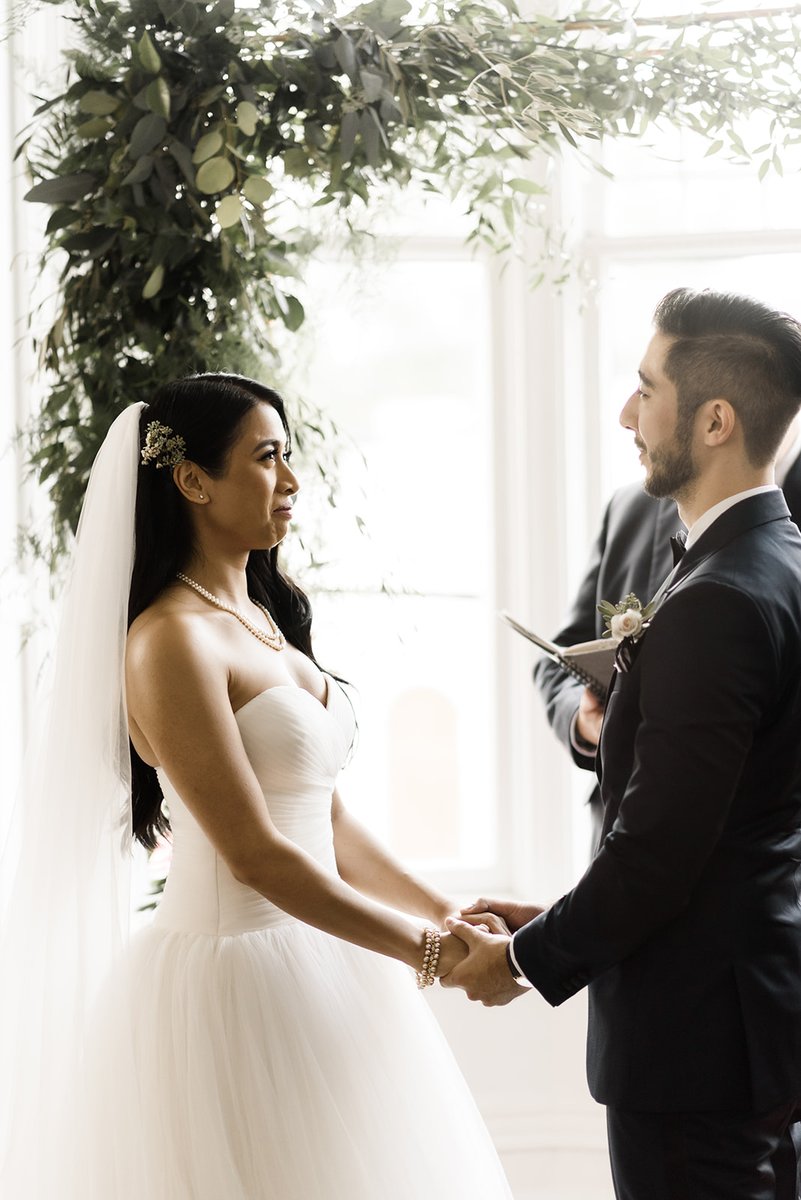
[{"xmin": 620, "ymin": 332, "xmax": 698, "ymax": 500}]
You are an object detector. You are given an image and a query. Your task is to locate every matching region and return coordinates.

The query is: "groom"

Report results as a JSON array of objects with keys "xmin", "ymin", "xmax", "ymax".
[{"xmin": 443, "ymin": 288, "xmax": 801, "ymax": 1198}]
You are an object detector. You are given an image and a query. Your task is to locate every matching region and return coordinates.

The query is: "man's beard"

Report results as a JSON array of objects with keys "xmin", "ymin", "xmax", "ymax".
[{"xmin": 642, "ymin": 416, "xmax": 698, "ymax": 500}]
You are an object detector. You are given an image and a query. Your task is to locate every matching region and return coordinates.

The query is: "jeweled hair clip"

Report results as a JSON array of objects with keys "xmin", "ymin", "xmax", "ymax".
[{"xmin": 141, "ymin": 420, "xmax": 187, "ymax": 469}]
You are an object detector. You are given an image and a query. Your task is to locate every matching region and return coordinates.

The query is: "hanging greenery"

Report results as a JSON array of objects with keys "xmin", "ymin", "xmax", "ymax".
[{"xmin": 17, "ymin": 0, "xmax": 801, "ymax": 547}]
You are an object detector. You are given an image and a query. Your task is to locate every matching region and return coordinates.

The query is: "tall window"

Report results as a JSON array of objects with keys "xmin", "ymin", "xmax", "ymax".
[
  {"xmin": 580, "ymin": 129, "xmax": 801, "ymax": 502},
  {"xmin": 279, "ymin": 203, "xmax": 507, "ymax": 891},
  {"xmin": 269, "ymin": 112, "xmax": 801, "ymax": 896},
  {"xmin": 552, "ymin": 120, "xmax": 801, "ymax": 860}
]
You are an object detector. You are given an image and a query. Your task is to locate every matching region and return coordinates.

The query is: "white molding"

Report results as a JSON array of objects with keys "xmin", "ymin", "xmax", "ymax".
[{"xmin": 583, "ymin": 228, "xmax": 801, "ymax": 260}]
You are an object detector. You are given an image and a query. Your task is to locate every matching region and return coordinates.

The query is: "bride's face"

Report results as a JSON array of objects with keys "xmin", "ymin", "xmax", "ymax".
[{"xmin": 202, "ymin": 402, "xmax": 299, "ymax": 551}]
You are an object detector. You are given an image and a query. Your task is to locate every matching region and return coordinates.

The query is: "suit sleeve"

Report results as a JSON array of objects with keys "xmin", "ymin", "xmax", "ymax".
[
  {"xmin": 533, "ymin": 502, "xmax": 612, "ymax": 770},
  {"xmin": 517, "ymin": 580, "xmax": 778, "ymax": 1005}
]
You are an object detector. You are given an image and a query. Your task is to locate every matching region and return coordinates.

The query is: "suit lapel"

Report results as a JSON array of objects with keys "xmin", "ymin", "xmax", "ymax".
[
  {"xmin": 598, "ymin": 491, "xmax": 790, "ymax": 794},
  {"xmin": 659, "ymin": 490, "xmax": 791, "ymax": 607}
]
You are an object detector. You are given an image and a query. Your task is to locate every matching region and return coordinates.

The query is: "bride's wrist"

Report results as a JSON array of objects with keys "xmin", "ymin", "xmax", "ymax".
[
  {"xmin": 429, "ymin": 896, "xmax": 456, "ymax": 929},
  {"xmin": 435, "ymin": 932, "xmax": 466, "ymax": 977},
  {"xmin": 415, "ymin": 927, "xmax": 441, "ymax": 988}
]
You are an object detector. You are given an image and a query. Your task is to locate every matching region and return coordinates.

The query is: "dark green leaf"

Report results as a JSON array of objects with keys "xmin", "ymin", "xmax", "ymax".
[
  {"xmin": 137, "ymin": 30, "xmax": 161, "ymax": 75},
  {"xmin": 61, "ymin": 230, "xmax": 116, "ymax": 258},
  {"xmin": 121, "ymin": 154, "xmax": 154, "ymax": 186},
  {"xmin": 45, "ymin": 208, "xmax": 80, "ymax": 234},
  {"xmin": 334, "ymin": 34, "xmax": 357, "ymax": 80},
  {"xmin": 340, "ymin": 111, "xmax": 357, "ymax": 162},
  {"xmin": 361, "ymin": 70, "xmax": 385, "ymax": 103},
  {"xmin": 129, "ymin": 113, "xmax": 167, "ymax": 159},
  {"xmin": 145, "ymin": 79, "xmax": 171, "ymax": 121},
  {"xmin": 25, "ymin": 173, "xmax": 97, "ymax": 204},
  {"xmin": 168, "ymin": 139, "xmax": 196, "ymax": 185},
  {"xmin": 363, "ymin": 115, "xmax": 380, "ymax": 166},
  {"xmin": 276, "ymin": 293, "xmax": 305, "ymax": 332},
  {"xmin": 157, "ymin": 0, "xmax": 184, "ymax": 20},
  {"xmin": 76, "ymin": 116, "xmax": 114, "ymax": 139},
  {"xmin": 209, "ymin": 0, "xmax": 235, "ymax": 25},
  {"xmin": 79, "ymin": 91, "xmax": 120, "ymax": 116}
]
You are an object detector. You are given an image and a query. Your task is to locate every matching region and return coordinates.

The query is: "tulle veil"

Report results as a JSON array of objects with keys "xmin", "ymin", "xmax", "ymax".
[{"xmin": 0, "ymin": 403, "xmax": 143, "ymax": 1196}]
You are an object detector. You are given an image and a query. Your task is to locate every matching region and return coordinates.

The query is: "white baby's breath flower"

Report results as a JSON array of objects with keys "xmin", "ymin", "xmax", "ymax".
[{"xmin": 609, "ymin": 609, "xmax": 643, "ymax": 644}]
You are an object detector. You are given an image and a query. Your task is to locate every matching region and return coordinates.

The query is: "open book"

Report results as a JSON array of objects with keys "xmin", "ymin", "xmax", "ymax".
[{"xmin": 500, "ymin": 611, "xmax": 616, "ymax": 699}]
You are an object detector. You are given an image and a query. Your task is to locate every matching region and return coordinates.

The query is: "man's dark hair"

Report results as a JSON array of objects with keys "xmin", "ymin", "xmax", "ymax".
[{"xmin": 653, "ymin": 288, "xmax": 801, "ymax": 466}]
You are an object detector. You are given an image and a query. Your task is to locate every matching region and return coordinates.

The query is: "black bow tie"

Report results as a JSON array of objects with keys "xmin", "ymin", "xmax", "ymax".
[{"xmin": 670, "ymin": 531, "xmax": 688, "ymax": 567}]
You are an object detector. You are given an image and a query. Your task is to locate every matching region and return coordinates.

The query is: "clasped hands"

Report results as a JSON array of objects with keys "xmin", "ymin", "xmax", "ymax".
[{"xmin": 437, "ymin": 898, "xmax": 546, "ymax": 1007}]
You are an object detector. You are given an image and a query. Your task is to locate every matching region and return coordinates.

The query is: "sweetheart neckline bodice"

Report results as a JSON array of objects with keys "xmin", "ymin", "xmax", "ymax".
[
  {"xmin": 153, "ymin": 673, "xmax": 354, "ymax": 936},
  {"xmin": 234, "ymin": 679, "xmax": 332, "ymax": 721}
]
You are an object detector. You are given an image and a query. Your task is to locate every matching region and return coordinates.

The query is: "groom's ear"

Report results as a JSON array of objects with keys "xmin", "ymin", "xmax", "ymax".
[{"xmin": 698, "ymin": 397, "xmax": 737, "ymax": 448}]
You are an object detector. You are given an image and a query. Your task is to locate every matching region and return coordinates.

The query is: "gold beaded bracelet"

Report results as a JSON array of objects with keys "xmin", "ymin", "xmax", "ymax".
[{"xmin": 416, "ymin": 927, "xmax": 441, "ymax": 988}]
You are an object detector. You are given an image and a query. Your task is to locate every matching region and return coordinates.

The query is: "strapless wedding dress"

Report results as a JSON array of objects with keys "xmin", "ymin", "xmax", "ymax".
[{"xmin": 75, "ymin": 680, "xmax": 513, "ymax": 1198}]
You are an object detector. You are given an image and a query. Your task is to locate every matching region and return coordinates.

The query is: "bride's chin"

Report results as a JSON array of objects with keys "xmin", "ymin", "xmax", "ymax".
[{"xmin": 256, "ymin": 532, "xmax": 287, "ymax": 551}]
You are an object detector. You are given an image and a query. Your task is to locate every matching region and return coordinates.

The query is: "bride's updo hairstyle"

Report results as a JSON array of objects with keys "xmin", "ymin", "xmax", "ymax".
[{"xmin": 129, "ymin": 372, "xmax": 315, "ymax": 849}]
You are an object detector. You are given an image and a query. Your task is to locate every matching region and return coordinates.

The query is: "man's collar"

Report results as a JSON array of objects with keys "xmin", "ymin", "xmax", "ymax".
[
  {"xmin": 684, "ymin": 485, "xmax": 779, "ymax": 551},
  {"xmin": 652, "ymin": 490, "xmax": 792, "ymax": 614},
  {"xmin": 777, "ymin": 431, "xmax": 801, "ymax": 486}
]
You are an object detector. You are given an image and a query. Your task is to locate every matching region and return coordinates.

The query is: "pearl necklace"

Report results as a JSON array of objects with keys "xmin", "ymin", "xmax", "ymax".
[{"xmin": 176, "ymin": 573, "xmax": 285, "ymax": 652}]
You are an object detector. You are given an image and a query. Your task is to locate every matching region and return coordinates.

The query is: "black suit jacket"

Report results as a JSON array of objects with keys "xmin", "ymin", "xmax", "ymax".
[
  {"xmin": 534, "ymin": 458, "xmax": 801, "ymax": 835},
  {"xmin": 517, "ymin": 490, "xmax": 801, "ymax": 1113}
]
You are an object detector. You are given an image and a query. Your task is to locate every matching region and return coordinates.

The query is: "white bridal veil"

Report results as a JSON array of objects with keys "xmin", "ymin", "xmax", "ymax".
[{"xmin": 0, "ymin": 403, "xmax": 143, "ymax": 1196}]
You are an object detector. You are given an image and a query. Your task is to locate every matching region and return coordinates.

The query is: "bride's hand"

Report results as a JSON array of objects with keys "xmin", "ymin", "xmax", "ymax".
[{"xmin": 436, "ymin": 931, "xmax": 469, "ymax": 978}]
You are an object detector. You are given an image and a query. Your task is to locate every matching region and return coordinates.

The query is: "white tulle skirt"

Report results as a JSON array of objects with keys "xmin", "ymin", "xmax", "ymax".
[{"xmin": 73, "ymin": 918, "xmax": 512, "ymax": 1199}]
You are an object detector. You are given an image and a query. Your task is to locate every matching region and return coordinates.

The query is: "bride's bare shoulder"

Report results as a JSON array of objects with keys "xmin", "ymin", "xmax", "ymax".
[
  {"xmin": 126, "ymin": 591, "xmax": 229, "ymax": 754},
  {"xmin": 127, "ymin": 588, "xmax": 216, "ymax": 675}
]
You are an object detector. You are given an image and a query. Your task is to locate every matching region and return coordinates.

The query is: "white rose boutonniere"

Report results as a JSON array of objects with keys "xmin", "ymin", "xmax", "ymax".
[
  {"xmin": 609, "ymin": 607, "xmax": 645, "ymax": 644},
  {"xmin": 597, "ymin": 593, "xmax": 656, "ymax": 669}
]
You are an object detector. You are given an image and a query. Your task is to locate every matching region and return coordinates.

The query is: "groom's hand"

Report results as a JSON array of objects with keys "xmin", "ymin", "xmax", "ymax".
[
  {"xmin": 439, "ymin": 919, "xmax": 523, "ymax": 1006},
  {"xmin": 457, "ymin": 910, "xmax": 512, "ymax": 936},
  {"xmin": 460, "ymin": 897, "xmax": 547, "ymax": 933}
]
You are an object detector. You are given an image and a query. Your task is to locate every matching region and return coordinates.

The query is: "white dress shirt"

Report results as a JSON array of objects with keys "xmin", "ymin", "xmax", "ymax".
[{"xmin": 684, "ymin": 484, "xmax": 779, "ymax": 551}]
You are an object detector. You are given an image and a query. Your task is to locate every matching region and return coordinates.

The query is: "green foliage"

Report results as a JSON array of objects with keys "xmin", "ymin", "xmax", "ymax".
[{"xmin": 18, "ymin": 0, "xmax": 801, "ymax": 547}]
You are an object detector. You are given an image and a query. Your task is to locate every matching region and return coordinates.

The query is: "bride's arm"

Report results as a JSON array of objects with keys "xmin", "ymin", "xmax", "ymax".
[
  {"xmin": 126, "ymin": 616, "xmax": 463, "ymax": 976},
  {"xmin": 331, "ymin": 790, "xmax": 453, "ymax": 928}
]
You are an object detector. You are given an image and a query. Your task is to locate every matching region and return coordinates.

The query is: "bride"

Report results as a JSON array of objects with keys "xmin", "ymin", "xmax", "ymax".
[{"xmin": 1, "ymin": 374, "xmax": 513, "ymax": 1198}]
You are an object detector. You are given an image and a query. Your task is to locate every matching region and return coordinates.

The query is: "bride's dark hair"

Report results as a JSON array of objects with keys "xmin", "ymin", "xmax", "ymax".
[{"xmin": 128, "ymin": 372, "xmax": 315, "ymax": 850}]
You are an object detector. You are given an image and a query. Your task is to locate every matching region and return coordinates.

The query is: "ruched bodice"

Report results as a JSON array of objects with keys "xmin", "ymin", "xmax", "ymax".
[{"xmin": 154, "ymin": 679, "xmax": 355, "ymax": 936}]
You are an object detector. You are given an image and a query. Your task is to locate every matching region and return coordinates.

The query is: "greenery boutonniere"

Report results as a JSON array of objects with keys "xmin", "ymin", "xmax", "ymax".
[{"xmin": 597, "ymin": 593, "xmax": 656, "ymax": 647}]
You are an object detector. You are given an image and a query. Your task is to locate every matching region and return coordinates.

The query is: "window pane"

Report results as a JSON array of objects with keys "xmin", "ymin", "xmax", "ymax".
[
  {"xmin": 596, "ymin": 254, "xmax": 801, "ymax": 497},
  {"xmin": 600, "ymin": 131, "xmax": 801, "ymax": 240},
  {"xmin": 283, "ymin": 255, "xmax": 497, "ymax": 873}
]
